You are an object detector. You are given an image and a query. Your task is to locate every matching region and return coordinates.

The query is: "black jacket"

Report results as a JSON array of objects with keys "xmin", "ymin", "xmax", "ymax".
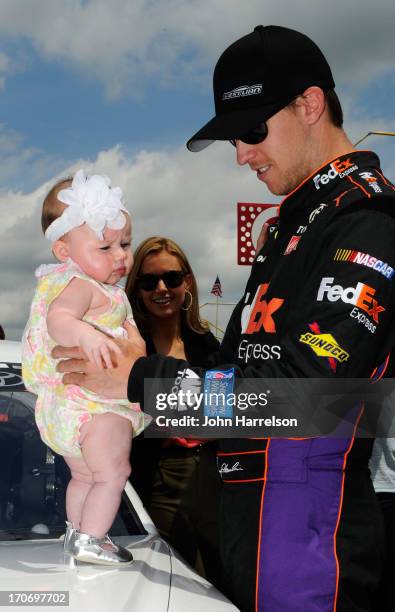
[{"xmin": 143, "ymin": 325, "xmax": 219, "ymax": 368}]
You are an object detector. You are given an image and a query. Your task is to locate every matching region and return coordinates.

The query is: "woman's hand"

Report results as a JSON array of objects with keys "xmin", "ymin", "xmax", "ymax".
[{"xmin": 52, "ymin": 338, "xmax": 146, "ymax": 399}]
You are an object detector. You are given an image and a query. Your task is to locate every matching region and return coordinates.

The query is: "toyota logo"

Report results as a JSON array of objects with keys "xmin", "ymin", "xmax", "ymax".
[{"xmin": 0, "ymin": 364, "xmax": 25, "ymax": 389}]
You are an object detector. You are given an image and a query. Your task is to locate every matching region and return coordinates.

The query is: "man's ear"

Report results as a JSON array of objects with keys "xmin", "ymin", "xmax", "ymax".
[
  {"xmin": 52, "ymin": 239, "xmax": 70, "ymax": 262},
  {"xmin": 298, "ymin": 86, "xmax": 326, "ymax": 126}
]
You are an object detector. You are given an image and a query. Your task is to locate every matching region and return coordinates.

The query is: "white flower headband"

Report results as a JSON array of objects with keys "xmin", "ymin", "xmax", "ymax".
[{"xmin": 44, "ymin": 169, "xmax": 129, "ymax": 242}]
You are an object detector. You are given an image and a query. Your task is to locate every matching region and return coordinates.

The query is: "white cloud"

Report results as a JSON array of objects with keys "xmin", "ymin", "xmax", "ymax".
[{"xmin": 0, "ymin": 0, "xmax": 394, "ymax": 97}]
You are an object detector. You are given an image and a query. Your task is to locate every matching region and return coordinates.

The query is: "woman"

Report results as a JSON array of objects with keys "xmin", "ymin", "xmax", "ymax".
[{"xmin": 125, "ymin": 236, "xmax": 221, "ymax": 585}]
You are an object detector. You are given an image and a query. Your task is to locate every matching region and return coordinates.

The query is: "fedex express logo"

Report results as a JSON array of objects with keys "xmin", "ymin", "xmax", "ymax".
[
  {"xmin": 241, "ymin": 283, "xmax": 284, "ymax": 334},
  {"xmin": 313, "ymin": 158, "xmax": 358, "ymax": 190},
  {"xmin": 238, "ymin": 283, "xmax": 283, "ymax": 363},
  {"xmin": 317, "ymin": 277, "xmax": 385, "ymax": 323}
]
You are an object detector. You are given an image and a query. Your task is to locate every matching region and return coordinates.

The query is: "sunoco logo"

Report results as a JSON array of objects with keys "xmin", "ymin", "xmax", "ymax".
[
  {"xmin": 299, "ymin": 332, "xmax": 349, "ymax": 363},
  {"xmin": 223, "ymin": 84, "xmax": 263, "ymax": 100}
]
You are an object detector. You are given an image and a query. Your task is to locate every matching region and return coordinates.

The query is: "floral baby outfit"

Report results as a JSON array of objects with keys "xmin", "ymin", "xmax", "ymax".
[{"xmin": 22, "ymin": 259, "xmax": 149, "ymax": 457}]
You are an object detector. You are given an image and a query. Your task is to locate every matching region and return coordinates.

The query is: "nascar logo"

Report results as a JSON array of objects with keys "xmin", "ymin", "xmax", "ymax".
[
  {"xmin": 334, "ymin": 249, "xmax": 394, "ymax": 279},
  {"xmin": 299, "ymin": 332, "xmax": 349, "ymax": 363}
]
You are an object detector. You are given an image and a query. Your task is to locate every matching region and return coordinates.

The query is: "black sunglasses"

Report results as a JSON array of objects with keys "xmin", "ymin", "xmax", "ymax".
[
  {"xmin": 230, "ymin": 121, "xmax": 268, "ymax": 147},
  {"xmin": 137, "ymin": 270, "xmax": 186, "ymax": 291}
]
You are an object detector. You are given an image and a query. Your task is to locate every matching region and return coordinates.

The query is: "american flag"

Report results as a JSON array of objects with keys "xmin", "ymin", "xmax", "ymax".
[{"xmin": 210, "ymin": 276, "xmax": 222, "ymax": 298}]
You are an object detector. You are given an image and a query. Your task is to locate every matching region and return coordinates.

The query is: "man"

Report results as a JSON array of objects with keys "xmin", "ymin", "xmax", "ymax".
[{"xmin": 58, "ymin": 26, "xmax": 395, "ymax": 611}]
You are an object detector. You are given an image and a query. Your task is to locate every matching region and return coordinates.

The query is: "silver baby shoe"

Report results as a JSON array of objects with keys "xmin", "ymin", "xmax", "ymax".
[
  {"xmin": 68, "ymin": 531, "xmax": 134, "ymax": 566},
  {"xmin": 63, "ymin": 521, "xmax": 78, "ymax": 554}
]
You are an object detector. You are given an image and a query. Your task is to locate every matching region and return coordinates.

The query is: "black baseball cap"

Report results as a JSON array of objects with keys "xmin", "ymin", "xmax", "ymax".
[{"xmin": 187, "ymin": 25, "xmax": 335, "ymax": 152}]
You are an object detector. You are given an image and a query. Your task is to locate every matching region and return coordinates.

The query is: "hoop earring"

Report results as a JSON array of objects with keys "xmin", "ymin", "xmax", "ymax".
[{"xmin": 182, "ymin": 290, "xmax": 193, "ymax": 311}]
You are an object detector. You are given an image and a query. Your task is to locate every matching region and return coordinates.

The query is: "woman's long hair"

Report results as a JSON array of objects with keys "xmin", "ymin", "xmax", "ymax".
[{"xmin": 125, "ymin": 236, "xmax": 209, "ymax": 334}]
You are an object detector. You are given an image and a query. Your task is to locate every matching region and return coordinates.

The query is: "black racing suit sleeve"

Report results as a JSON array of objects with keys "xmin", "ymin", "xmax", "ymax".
[
  {"xmin": 127, "ymin": 299, "xmax": 244, "ymax": 405},
  {"xmin": 128, "ymin": 204, "xmax": 395, "ymax": 430}
]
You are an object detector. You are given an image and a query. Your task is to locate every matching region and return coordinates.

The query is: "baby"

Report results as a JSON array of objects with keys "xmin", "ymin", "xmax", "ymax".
[{"xmin": 22, "ymin": 169, "xmax": 148, "ymax": 566}]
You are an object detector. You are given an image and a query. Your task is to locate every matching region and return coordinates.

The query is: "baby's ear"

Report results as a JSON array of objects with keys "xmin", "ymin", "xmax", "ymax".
[{"xmin": 52, "ymin": 239, "xmax": 70, "ymax": 262}]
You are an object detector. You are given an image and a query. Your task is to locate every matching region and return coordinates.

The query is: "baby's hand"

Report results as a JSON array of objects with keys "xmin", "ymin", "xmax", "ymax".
[{"xmin": 78, "ymin": 327, "xmax": 122, "ymax": 369}]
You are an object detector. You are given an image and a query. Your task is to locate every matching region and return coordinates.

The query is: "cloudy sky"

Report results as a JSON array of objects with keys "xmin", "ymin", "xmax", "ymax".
[{"xmin": 0, "ymin": 0, "xmax": 394, "ymax": 340}]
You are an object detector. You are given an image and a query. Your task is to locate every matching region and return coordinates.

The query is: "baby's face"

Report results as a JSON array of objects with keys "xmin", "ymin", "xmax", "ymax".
[{"xmin": 62, "ymin": 213, "xmax": 133, "ymax": 284}]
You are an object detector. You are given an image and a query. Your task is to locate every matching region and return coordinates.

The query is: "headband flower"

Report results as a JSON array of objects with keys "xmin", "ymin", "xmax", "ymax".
[{"xmin": 44, "ymin": 169, "xmax": 129, "ymax": 242}]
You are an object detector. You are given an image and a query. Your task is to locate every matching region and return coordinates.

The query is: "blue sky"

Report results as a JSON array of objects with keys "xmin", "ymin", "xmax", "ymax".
[
  {"xmin": 0, "ymin": 50, "xmax": 208, "ymax": 167},
  {"xmin": 0, "ymin": 0, "xmax": 394, "ymax": 339}
]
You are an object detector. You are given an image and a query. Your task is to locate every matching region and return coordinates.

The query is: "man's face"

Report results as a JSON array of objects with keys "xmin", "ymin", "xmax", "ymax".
[{"xmin": 235, "ymin": 102, "xmax": 312, "ymax": 196}]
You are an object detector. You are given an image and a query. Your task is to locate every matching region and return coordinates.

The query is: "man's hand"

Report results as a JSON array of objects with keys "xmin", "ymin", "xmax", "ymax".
[
  {"xmin": 255, "ymin": 222, "xmax": 269, "ymax": 254},
  {"xmin": 52, "ymin": 339, "xmax": 146, "ymax": 399},
  {"xmin": 255, "ymin": 212, "xmax": 278, "ymax": 255}
]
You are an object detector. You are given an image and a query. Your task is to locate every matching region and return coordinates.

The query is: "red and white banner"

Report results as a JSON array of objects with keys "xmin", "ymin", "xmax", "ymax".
[{"xmin": 237, "ymin": 202, "xmax": 279, "ymax": 265}]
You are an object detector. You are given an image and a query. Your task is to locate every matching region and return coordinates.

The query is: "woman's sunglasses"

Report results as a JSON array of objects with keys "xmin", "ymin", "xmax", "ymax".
[
  {"xmin": 137, "ymin": 270, "xmax": 186, "ymax": 291},
  {"xmin": 229, "ymin": 121, "xmax": 268, "ymax": 147}
]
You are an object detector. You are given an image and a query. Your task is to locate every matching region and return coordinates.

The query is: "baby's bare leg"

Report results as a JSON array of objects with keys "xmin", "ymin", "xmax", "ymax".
[
  {"xmin": 78, "ymin": 413, "xmax": 133, "ymax": 538},
  {"xmin": 64, "ymin": 455, "xmax": 94, "ymax": 529}
]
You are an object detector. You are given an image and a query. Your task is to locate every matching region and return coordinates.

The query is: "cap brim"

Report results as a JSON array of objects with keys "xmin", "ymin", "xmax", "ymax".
[{"xmin": 186, "ymin": 101, "xmax": 287, "ymax": 152}]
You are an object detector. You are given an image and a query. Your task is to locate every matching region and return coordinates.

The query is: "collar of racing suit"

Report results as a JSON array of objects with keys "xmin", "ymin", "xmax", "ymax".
[{"xmin": 277, "ymin": 150, "xmax": 381, "ymax": 226}]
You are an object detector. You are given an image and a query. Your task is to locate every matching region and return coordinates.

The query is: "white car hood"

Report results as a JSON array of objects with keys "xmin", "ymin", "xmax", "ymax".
[{"xmin": 0, "ymin": 535, "xmax": 238, "ymax": 611}]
